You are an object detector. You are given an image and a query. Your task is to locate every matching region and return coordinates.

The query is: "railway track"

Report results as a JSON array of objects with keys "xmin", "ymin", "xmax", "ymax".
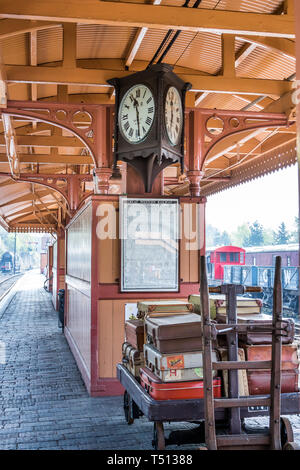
[{"xmin": 0, "ymin": 273, "xmax": 23, "ymax": 303}]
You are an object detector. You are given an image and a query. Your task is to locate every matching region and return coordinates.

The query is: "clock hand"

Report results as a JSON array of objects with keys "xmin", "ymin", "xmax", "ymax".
[{"xmin": 133, "ymin": 98, "xmax": 140, "ymax": 137}]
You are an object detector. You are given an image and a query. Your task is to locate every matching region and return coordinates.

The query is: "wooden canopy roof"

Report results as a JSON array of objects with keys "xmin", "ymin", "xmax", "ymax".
[{"xmin": 0, "ymin": 0, "xmax": 296, "ymax": 232}]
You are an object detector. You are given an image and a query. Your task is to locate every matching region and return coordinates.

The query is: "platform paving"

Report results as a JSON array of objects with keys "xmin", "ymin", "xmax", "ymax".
[{"xmin": 0, "ymin": 271, "xmax": 299, "ymax": 450}]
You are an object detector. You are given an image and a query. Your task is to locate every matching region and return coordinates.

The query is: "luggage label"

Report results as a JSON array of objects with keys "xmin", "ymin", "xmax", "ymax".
[{"xmin": 166, "ymin": 355, "xmax": 184, "ymax": 369}]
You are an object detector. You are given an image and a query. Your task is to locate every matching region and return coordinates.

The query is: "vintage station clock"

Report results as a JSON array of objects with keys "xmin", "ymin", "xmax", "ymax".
[{"xmin": 108, "ymin": 64, "xmax": 191, "ymax": 192}]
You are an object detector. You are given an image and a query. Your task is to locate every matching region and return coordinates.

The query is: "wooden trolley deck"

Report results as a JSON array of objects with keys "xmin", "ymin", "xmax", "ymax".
[{"xmin": 117, "ymin": 363, "xmax": 300, "ymax": 423}]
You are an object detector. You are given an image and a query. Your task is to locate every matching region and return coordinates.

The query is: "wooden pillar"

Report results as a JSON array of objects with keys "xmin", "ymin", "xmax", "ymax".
[
  {"xmin": 94, "ymin": 106, "xmax": 113, "ymax": 194},
  {"xmin": 295, "ymin": 0, "xmax": 300, "ymax": 317},
  {"xmin": 47, "ymin": 244, "xmax": 53, "ymax": 293},
  {"xmin": 52, "ymin": 229, "xmax": 65, "ymax": 311},
  {"xmin": 187, "ymin": 110, "xmax": 204, "ymax": 197},
  {"xmin": 68, "ymin": 175, "xmax": 80, "ymax": 213}
]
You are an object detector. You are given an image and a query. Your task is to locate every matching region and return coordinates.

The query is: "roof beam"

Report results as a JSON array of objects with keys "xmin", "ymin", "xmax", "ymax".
[
  {"xmin": 0, "ymin": 135, "xmax": 84, "ymax": 147},
  {"xmin": 3, "ymin": 65, "xmax": 292, "ymax": 96},
  {"xmin": 125, "ymin": 0, "xmax": 162, "ymax": 68},
  {"xmin": 0, "ymin": 1, "xmax": 294, "ymax": 38},
  {"xmin": 237, "ymin": 35, "xmax": 295, "ymax": 60},
  {"xmin": 17, "ymin": 154, "xmax": 93, "ymax": 164},
  {"xmin": 0, "ymin": 19, "xmax": 60, "ymax": 40}
]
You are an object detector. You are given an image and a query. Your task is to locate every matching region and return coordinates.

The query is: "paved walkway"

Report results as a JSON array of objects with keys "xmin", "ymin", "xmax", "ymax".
[{"xmin": 0, "ymin": 271, "xmax": 299, "ymax": 450}]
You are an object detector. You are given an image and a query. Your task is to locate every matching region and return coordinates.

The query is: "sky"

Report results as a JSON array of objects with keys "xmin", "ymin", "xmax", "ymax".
[{"xmin": 206, "ymin": 164, "xmax": 299, "ymax": 233}]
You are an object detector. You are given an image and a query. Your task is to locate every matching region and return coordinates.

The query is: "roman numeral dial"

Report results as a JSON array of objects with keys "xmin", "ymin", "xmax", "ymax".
[
  {"xmin": 118, "ymin": 84, "xmax": 155, "ymax": 144},
  {"xmin": 164, "ymin": 86, "xmax": 183, "ymax": 146}
]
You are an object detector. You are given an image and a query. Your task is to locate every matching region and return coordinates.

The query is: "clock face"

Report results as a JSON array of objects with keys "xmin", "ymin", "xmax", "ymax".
[
  {"xmin": 118, "ymin": 84, "xmax": 155, "ymax": 144},
  {"xmin": 164, "ymin": 86, "xmax": 183, "ymax": 146}
]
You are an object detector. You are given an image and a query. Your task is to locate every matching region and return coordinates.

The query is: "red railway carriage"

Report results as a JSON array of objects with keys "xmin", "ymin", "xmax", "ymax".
[{"xmin": 209, "ymin": 246, "xmax": 246, "ymax": 280}]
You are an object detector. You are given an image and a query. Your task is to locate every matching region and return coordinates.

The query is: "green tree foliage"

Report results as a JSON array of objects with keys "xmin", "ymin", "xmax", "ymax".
[
  {"xmin": 231, "ymin": 224, "xmax": 251, "ymax": 247},
  {"xmin": 273, "ymin": 222, "xmax": 291, "ymax": 245},
  {"xmin": 206, "ymin": 225, "xmax": 232, "ymax": 247},
  {"xmin": 290, "ymin": 217, "xmax": 299, "ymax": 243},
  {"xmin": 244, "ymin": 221, "xmax": 264, "ymax": 247}
]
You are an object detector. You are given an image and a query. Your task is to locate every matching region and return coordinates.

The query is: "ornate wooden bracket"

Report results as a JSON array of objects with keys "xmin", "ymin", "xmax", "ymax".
[
  {"xmin": 10, "ymin": 173, "xmax": 93, "ymax": 214},
  {"xmin": 186, "ymin": 108, "xmax": 289, "ymax": 196},
  {"xmin": 0, "ymin": 100, "xmax": 114, "ymax": 172}
]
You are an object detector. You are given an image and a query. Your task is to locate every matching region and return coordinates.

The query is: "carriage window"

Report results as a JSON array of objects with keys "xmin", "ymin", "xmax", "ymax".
[
  {"xmin": 229, "ymin": 253, "xmax": 239, "ymax": 262},
  {"xmin": 220, "ymin": 253, "xmax": 227, "ymax": 262},
  {"xmin": 240, "ymin": 252, "xmax": 244, "ymax": 264}
]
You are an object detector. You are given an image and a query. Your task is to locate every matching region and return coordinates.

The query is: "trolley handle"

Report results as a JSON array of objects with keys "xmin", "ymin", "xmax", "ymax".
[
  {"xmin": 245, "ymin": 286, "xmax": 262, "ymax": 293},
  {"xmin": 209, "ymin": 287, "xmax": 222, "ymax": 294},
  {"xmin": 208, "ymin": 286, "xmax": 262, "ymax": 293}
]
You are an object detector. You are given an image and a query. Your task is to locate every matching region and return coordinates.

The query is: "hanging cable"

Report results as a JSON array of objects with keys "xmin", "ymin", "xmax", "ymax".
[
  {"xmin": 148, "ymin": 0, "xmax": 204, "ymax": 67},
  {"xmin": 156, "ymin": 0, "xmax": 203, "ymax": 64}
]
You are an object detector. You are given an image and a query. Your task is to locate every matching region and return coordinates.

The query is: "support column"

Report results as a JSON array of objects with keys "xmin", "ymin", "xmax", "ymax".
[
  {"xmin": 295, "ymin": 0, "xmax": 300, "ymax": 316},
  {"xmin": 68, "ymin": 175, "xmax": 80, "ymax": 213},
  {"xmin": 94, "ymin": 106, "xmax": 113, "ymax": 194},
  {"xmin": 52, "ymin": 229, "xmax": 65, "ymax": 311},
  {"xmin": 187, "ymin": 110, "xmax": 204, "ymax": 197}
]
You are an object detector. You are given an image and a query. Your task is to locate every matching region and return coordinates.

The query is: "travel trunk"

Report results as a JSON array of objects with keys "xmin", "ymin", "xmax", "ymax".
[
  {"xmin": 137, "ymin": 300, "xmax": 193, "ymax": 319},
  {"xmin": 145, "ymin": 313, "xmax": 203, "ymax": 353},
  {"xmin": 143, "ymin": 343, "xmax": 218, "ymax": 382},
  {"xmin": 140, "ymin": 366, "xmax": 222, "ymax": 400},
  {"xmin": 217, "ymin": 313, "xmax": 295, "ymax": 345},
  {"xmin": 244, "ymin": 344, "xmax": 299, "ymax": 395},
  {"xmin": 188, "ymin": 294, "xmax": 262, "ymax": 318},
  {"xmin": 124, "ymin": 319, "xmax": 144, "ymax": 351},
  {"xmin": 122, "ymin": 342, "xmax": 144, "ymax": 378}
]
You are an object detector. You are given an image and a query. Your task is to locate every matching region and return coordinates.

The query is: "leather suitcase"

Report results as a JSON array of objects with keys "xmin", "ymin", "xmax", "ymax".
[
  {"xmin": 122, "ymin": 342, "xmax": 144, "ymax": 377},
  {"xmin": 137, "ymin": 300, "xmax": 193, "ymax": 319},
  {"xmin": 144, "ymin": 343, "xmax": 218, "ymax": 382},
  {"xmin": 145, "ymin": 313, "xmax": 203, "ymax": 353},
  {"xmin": 217, "ymin": 313, "xmax": 295, "ymax": 345},
  {"xmin": 218, "ymin": 348, "xmax": 249, "ymax": 397},
  {"xmin": 125, "ymin": 319, "xmax": 144, "ymax": 352},
  {"xmin": 140, "ymin": 366, "xmax": 222, "ymax": 400},
  {"xmin": 188, "ymin": 294, "xmax": 262, "ymax": 319},
  {"xmin": 244, "ymin": 344, "xmax": 299, "ymax": 395}
]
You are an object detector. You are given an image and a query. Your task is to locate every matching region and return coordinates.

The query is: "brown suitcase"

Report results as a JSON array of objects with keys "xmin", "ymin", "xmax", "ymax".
[
  {"xmin": 145, "ymin": 313, "xmax": 202, "ymax": 353},
  {"xmin": 217, "ymin": 313, "xmax": 295, "ymax": 345},
  {"xmin": 122, "ymin": 342, "xmax": 144, "ymax": 378},
  {"xmin": 244, "ymin": 344, "xmax": 299, "ymax": 395},
  {"xmin": 125, "ymin": 319, "xmax": 144, "ymax": 352}
]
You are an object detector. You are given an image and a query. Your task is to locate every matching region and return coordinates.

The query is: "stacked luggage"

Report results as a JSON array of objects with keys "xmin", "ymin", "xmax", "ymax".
[
  {"xmin": 124, "ymin": 300, "xmax": 222, "ymax": 400},
  {"xmin": 212, "ymin": 295, "xmax": 298, "ymax": 395},
  {"xmin": 122, "ymin": 296, "xmax": 299, "ymax": 400}
]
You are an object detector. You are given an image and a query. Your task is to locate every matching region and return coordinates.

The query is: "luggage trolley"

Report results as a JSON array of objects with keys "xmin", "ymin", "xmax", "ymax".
[
  {"xmin": 117, "ymin": 255, "xmax": 300, "ymax": 450},
  {"xmin": 200, "ymin": 255, "xmax": 299, "ymax": 450}
]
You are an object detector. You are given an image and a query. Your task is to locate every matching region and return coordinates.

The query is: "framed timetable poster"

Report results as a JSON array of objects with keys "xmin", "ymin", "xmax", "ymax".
[{"xmin": 120, "ymin": 197, "xmax": 179, "ymax": 292}]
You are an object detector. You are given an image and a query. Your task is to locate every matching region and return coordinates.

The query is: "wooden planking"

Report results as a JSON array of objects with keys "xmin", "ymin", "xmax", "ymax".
[
  {"xmin": 98, "ymin": 201, "xmax": 119, "ymax": 284},
  {"xmin": 98, "ymin": 300, "xmax": 114, "ymax": 377},
  {"xmin": 59, "ymin": 237, "xmax": 65, "ymax": 269},
  {"xmin": 67, "ymin": 284, "xmax": 91, "ymax": 374},
  {"xmin": 98, "ymin": 298, "xmax": 186, "ymax": 378}
]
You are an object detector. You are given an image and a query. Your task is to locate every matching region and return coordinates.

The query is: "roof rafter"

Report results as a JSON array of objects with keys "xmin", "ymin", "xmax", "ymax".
[
  {"xmin": 0, "ymin": 1, "xmax": 294, "ymax": 38},
  {"xmin": 3, "ymin": 64, "xmax": 293, "ymax": 96}
]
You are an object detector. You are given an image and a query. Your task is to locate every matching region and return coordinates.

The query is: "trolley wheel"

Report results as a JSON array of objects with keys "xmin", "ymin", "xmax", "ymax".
[
  {"xmin": 283, "ymin": 442, "xmax": 300, "ymax": 450},
  {"xmin": 280, "ymin": 417, "xmax": 294, "ymax": 448},
  {"xmin": 123, "ymin": 391, "xmax": 134, "ymax": 425},
  {"xmin": 152, "ymin": 422, "xmax": 165, "ymax": 450}
]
